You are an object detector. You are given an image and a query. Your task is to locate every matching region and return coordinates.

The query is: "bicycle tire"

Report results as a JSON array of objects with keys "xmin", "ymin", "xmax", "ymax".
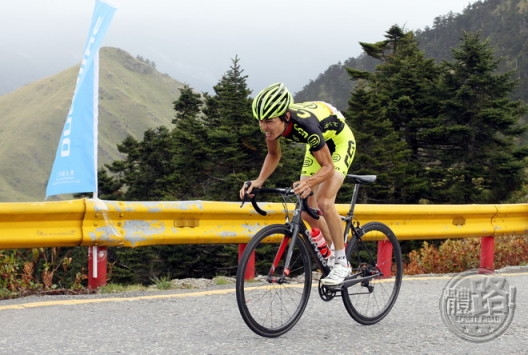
[
  {"xmin": 342, "ymin": 221, "xmax": 403, "ymax": 325},
  {"xmin": 236, "ymin": 224, "xmax": 312, "ymax": 337}
]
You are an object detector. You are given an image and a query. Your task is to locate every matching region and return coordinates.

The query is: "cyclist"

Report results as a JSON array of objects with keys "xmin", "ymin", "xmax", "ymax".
[{"xmin": 240, "ymin": 82, "xmax": 356, "ymax": 286}]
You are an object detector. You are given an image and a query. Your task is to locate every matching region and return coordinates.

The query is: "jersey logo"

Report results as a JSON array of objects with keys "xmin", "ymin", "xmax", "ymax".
[
  {"xmin": 293, "ymin": 124, "xmax": 309, "ymax": 139},
  {"xmin": 307, "ymin": 134, "xmax": 320, "ymax": 148},
  {"xmin": 303, "ymin": 157, "xmax": 314, "ymax": 167}
]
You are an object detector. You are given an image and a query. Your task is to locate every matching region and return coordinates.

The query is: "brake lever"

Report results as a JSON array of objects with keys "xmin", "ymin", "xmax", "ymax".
[{"xmin": 240, "ymin": 181, "xmax": 252, "ymax": 208}]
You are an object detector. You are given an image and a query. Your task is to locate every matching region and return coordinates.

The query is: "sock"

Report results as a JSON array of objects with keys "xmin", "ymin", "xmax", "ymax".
[{"xmin": 335, "ymin": 249, "xmax": 347, "ymax": 266}]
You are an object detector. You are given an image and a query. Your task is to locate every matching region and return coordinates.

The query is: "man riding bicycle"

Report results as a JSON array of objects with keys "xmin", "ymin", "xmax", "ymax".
[{"xmin": 240, "ymin": 82, "xmax": 356, "ymax": 285}]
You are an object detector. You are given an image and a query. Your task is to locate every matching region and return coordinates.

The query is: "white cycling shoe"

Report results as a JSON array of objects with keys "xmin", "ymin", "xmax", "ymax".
[{"xmin": 321, "ymin": 263, "xmax": 350, "ymax": 286}]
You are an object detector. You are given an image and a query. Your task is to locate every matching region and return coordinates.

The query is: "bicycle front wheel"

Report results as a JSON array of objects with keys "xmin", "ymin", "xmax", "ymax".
[
  {"xmin": 236, "ymin": 224, "xmax": 312, "ymax": 338},
  {"xmin": 342, "ymin": 221, "xmax": 403, "ymax": 325}
]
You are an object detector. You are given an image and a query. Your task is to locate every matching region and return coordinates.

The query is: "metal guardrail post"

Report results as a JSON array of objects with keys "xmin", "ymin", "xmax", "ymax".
[
  {"xmin": 88, "ymin": 246, "xmax": 108, "ymax": 289},
  {"xmin": 377, "ymin": 240, "xmax": 393, "ymax": 277},
  {"xmin": 238, "ymin": 244, "xmax": 255, "ymax": 280},
  {"xmin": 480, "ymin": 236, "xmax": 495, "ymax": 270}
]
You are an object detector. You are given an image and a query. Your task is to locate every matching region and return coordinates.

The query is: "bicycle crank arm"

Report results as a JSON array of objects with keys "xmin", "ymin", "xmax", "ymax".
[{"xmin": 340, "ymin": 273, "xmax": 380, "ymax": 289}]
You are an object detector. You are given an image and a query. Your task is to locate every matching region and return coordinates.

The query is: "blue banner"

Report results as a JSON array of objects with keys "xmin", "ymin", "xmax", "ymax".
[{"xmin": 46, "ymin": 0, "xmax": 117, "ymax": 198}]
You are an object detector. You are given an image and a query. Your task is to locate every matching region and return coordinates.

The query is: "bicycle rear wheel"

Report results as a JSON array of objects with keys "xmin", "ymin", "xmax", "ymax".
[
  {"xmin": 342, "ymin": 221, "xmax": 403, "ymax": 325},
  {"xmin": 236, "ymin": 224, "xmax": 312, "ymax": 338}
]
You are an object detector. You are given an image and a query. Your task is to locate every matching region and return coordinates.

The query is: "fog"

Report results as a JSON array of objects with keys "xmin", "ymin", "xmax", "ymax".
[{"xmin": 0, "ymin": 0, "xmax": 476, "ymax": 95}]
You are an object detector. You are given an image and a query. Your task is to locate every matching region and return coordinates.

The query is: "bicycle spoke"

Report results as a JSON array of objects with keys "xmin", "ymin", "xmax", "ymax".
[
  {"xmin": 342, "ymin": 222, "xmax": 403, "ymax": 325},
  {"xmin": 236, "ymin": 225, "xmax": 312, "ymax": 337}
]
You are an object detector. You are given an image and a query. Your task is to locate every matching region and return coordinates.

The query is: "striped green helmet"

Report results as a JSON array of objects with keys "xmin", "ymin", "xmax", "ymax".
[{"xmin": 252, "ymin": 82, "xmax": 293, "ymax": 120}]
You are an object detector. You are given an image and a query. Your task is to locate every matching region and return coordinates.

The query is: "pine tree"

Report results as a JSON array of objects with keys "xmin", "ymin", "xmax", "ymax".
[
  {"xmin": 172, "ymin": 84, "xmax": 203, "ymax": 123},
  {"xmin": 97, "ymin": 167, "xmax": 123, "ymax": 200},
  {"xmin": 104, "ymin": 126, "xmax": 174, "ymax": 201},
  {"xmin": 345, "ymin": 85, "xmax": 414, "ymax": 203},
  {"xmin": 103, "ymin": 135, "xmax": 142, "ymax": 200},
  {"xmin": 345, "ymin": 26, "xmax": 436, "ymax": 203},
  {"xmin": 165, "ymin": 85, "xmax": 209, "ymax": 199},
  {"xmin": 200, "ymin": 56, "xmax": 265, "ymax": 200},
  {"xmin": 424, "ymin": 32, "xmax": 528, "ymax": 203}
]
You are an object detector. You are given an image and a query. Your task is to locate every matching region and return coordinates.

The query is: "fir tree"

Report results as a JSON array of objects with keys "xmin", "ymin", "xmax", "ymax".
[
  {"xmin": 200, "ymin": 56, "xmax": 264, "ymax": 200},
  {"xmin": 346, "ymin": 26, "xmax": 435, "ymax": 203},
  {"xmin": 166, "ymin": 85, "xmax": 209, "ymax": 199},
  {"xmin": 345, "ymin": 85, "xmax": 413, "ymax": 203},
  {"xmin": 424, "ymin": 32, "xmax": 528, "ymax": 203}
]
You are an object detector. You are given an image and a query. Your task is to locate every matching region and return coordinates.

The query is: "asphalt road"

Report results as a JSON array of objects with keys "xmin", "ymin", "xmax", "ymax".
[{"xmin": 1, "ymin": 269, "xmax": 526, "ymax": 354}]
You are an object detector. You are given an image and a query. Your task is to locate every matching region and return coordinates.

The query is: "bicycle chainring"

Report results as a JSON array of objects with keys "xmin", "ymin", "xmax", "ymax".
[{"xmin": 318, "ymin": 280, "xmax": 337, "ymax": 301}]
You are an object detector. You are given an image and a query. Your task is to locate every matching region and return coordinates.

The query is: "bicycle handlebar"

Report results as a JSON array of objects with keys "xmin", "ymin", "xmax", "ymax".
[{"xmin": 241, "ymin": 185, "xmax": 320, "ymax": 220}]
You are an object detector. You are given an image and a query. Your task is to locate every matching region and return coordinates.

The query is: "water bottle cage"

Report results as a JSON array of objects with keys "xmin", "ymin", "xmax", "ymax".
[{"xmin": 309, "ymin": 237, "xmax": 329, "ymax": 267}]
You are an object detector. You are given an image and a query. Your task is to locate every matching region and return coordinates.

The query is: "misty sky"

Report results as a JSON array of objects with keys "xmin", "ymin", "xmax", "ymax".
[{"xmin": 1, "ymin": 0, "xmax": 477, "ymax": 96}]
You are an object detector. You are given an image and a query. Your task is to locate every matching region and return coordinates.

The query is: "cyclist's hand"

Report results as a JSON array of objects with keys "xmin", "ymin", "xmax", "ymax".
[
  {"xmin": 293, "ymin": 181, "xmax": 311, "ymax": 199},
  {"xmin": 240, "ymin": 181, "xmax": 255, "ymax": 200}
]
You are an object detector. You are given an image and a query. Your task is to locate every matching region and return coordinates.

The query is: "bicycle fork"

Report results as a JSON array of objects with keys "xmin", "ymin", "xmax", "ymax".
[
  {"xmin": 266, "ymin": 204, "xmax": 333, "ymax": 284},
  {"xmin": 267, "ymin": 237, "xmax": 290, "ymax": 283},
  {"xmin": 264, "ymin": 222, "xmax": 300, "ymax": 284}
]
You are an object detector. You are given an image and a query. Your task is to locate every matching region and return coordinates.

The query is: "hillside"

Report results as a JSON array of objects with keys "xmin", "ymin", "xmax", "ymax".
[
  {"xmin": 0, "ymin": 47, "xmax": 185, "ymax": 202},
  {"xmin": 3, "ymin": 0, "xmax": 527, "ymax": 202},
  {"xmin": 296, "ymin": 0, "xmax": 528, "ymax": 111}
]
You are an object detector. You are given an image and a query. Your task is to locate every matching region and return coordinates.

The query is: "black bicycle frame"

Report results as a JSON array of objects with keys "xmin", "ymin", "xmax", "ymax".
[
  {"xmin": 249, "ymin": 185, "xmax": 380, "ymax": 290},
  {"xmin": 277, "ymin": 197, "xmax": 332, "ymax": 280}
]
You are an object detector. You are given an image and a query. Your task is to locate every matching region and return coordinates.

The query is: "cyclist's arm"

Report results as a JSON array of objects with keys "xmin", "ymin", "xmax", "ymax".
[
  {"xmin": 240, "ymin": 138, "xmax": 282, "ymax": 199},
  {"xmin": 255, "ymin": 138, "xmax": 282, "ymax": 185}
]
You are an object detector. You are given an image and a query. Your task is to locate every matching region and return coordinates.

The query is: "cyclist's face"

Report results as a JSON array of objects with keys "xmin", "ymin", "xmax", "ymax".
[{"xmin": 259, "ymin": 117, "xmax": 285, "ymax": 139}]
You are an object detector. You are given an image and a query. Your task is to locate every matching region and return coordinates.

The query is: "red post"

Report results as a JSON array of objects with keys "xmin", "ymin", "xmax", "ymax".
[
  {"xmin": 238, "ymin": 244, "xmax": 255, "ymax": 280},
  {"xmin": 480, "ymin": 236, "xmax": 495, "ymax": 271},
  {"xmin": 88, "ymin": 246, "xmax": 108, "ymax": 289},
  {"xmin": 377, "ymin": 240, "xmax": 393, "ymax": 277}
]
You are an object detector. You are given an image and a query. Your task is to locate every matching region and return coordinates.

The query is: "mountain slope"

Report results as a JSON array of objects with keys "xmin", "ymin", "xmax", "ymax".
[
  {"xmin": 296, "ymin": 0, "xmax": 528, "ymax": 111},
  {"xmin": 0, "ymin": 47, "xmax": 185, "ymax": 202}
]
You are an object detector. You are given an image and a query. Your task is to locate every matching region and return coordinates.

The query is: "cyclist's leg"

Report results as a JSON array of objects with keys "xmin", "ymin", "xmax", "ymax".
[
  {"xmin": 312, "ymin": 172, "xmax": 350, "ymax": 285},
  {"xmin": 314, "ymin": 130, "xmax": 356, "ymax": 285},
  {"xmin": 301, "ymin": 128, "xmax": 355, "ymax": 251},
  {"xmin": 300, "ymin": 146, "xmax": 333, "ymax": 246},
  {"xmin": 302, "ymin": 195, "xmax": 332, "ymax": 245},
  {"xmin": 312, "ymin": 172, "xmax": 345, "ymax": 251},
  {"xmin": 300, "ymin": 163, "xmax": 345, "ymax": 250},
  {"xmin": 320, "ymin": 125, "xmax": 355, "ymax": 251}
]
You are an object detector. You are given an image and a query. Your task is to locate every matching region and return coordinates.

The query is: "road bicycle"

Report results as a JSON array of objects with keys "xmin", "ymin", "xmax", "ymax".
[{"xmin": 236, "ymin": 174, "xmax": 403, "ymax": 338}]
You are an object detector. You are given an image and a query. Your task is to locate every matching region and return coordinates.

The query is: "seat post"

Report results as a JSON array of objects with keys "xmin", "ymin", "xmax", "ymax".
[{"xmin": 347, "ymin": 183, "xmax": 361, "ymax": 217}]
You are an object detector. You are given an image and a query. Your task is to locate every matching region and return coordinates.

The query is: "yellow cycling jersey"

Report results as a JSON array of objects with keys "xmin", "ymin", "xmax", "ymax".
[
  {"xmin": 281, "ymin": 101, "xmax": 356, "ymax": 176},
  {"xmin": 282, "ymin": 101, "xmax": 347, "ymax": 152}
]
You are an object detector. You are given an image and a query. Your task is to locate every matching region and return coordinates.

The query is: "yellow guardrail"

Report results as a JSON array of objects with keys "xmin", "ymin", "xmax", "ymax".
[{"xmin": 0, "ymin": 199, "xmax": 527, "ymax": 249}]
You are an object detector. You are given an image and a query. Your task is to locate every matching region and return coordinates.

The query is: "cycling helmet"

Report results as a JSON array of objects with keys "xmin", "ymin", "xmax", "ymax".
[{"xmin": 252, "ymin": 82, "xmax": 293, "ymax": 120}]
